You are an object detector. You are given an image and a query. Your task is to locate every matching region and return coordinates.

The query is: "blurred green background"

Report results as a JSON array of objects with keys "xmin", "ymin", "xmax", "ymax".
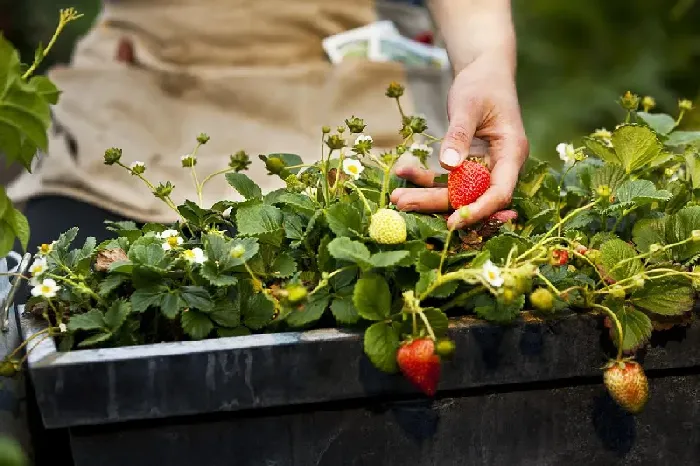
[{"xmin": 1, "ymin": 0, "xmax": 699, "ymax": 165}]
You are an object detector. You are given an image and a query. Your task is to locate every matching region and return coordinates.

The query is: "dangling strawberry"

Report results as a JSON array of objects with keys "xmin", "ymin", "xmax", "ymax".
[
  {"xmin": 397, "ymin": 338, "xmax": 441, "ymax": 396},
  {"xmin": 603, "ymin": 359, "xmax": 649, "ymax": 414},
  {"xmin": 550, "ymin": 248, "xmax": 569, "ymax": 266}
]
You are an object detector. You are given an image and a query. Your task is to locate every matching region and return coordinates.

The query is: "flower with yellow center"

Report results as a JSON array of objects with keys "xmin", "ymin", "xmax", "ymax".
[
  {"xmin": 482, "ymin": 260, "xmax": 504, "ymax": 288},
  {"xmin": 30, "ymin": 278, "xmax": 61, "ymax": 299},
  {"xmin": 342, "ymin": 158, "xmax": 364, "ymax": 180},
  {"xmin": 158, "ymin": 229, "xmax": 184, "ymax": 251},
  {"xmin": 29, "ymin": 257, "xmax": 48, "ymax": 277},
  {"xmin": 182, "ymin": 247, "xmax": 207, "ymax": 264},
  {"xmin": 38, "ymin": 241, "xmax": 55, "ymax": 256}
]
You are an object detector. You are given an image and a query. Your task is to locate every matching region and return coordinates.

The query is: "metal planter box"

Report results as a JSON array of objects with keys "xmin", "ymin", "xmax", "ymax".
[{"xmin": 19, "ymin": 309, "xmax": 700, "ymax": 466}]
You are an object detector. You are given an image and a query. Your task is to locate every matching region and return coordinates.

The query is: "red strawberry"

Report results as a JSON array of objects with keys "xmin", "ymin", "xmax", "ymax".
[
  {"xmin": 603, "ymin": 360, "xmax": 649, "ymax": 414},
  {"xmin": 413, "ymin": 31, "xmax": 434, "ymax": 45},
  {"xmin": 550, "ymin": 248, "xmax": 569, "ymax": 266},
  {"xmin": 448, "ymin": 160, "xmax": 491, "ymax": 209},
  {"xmin": 397, "ymin": 338, "xmax": 441, "ymax": 396}
]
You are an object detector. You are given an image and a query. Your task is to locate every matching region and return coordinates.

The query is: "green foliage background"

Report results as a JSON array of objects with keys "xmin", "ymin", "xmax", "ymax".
[{"xmin": 2, "ymin": 0, "xmax": 700, "ymax": 164}]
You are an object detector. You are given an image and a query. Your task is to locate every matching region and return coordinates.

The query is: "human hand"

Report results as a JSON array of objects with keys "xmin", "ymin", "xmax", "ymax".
[{"xmin": 391, "ymin": 55, "xmax": 529, "ymax": 229}]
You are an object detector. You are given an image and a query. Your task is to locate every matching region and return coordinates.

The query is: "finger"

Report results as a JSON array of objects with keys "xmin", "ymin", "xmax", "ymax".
[
  {"xmin": 394, "ymin": 166, "xmax": 437, "ymax": 188},
  {"xmin": 439, "ymin": 101, "xmax": 479, "ymax": 171},
  {"xmin": 446, "ymin": 155, "xmax": 522, "ymax": 229},
  {"xmin": 391, "ymin": 188, "xmax": 449, "ymax": 213}
]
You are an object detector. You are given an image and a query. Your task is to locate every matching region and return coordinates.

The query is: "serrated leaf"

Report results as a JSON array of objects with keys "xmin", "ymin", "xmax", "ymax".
[
  {"xmin": 600, "ymin": 239, "xmax": 643, "ymax": 281},
  {"xmin": 473, "ymin": 294, "xmax": 524, "ymax": 324},
  {"xmin": 665, "ymin": 206, "xmax": 700, "ymax": 261},
  {"xmin": 67, "ymin": 310, "xmax": 106, "ymax": 332},
  {"xmin": 637, "ymin": 112, "xmax": 676, "ymax": 135},
  {"xmin": 160, "ymin": 292, "xmax": 186, "ymax": 319},
  {"xmin": 615, "ymin": 179, "xmax": 671, "ymax": 205},
  {"xmin": 483, "ymin": 235, "xmax": 529, "ymax": 265},
  {"xmin": 181, "ymin": 311, "xmax": 214, "ymax": 340},
  {"xmin": 369, "ymin": 251, "xmax": 410, "ymax": 268},
  {"xmin": 274, "ymin": 193, "xmax": 316, "ymax": 216},
  {"xmin": 128, "ymin": 241, "xmax": 167, "ymax": 268},
  {"xmin": 631, "ymin": 276, "xmax": 694, "ymax": 316},
  {"xmin": 665, "ymin": 131, "xmax": 700, "ymax": 147},
  {"xmin": 225, "ymin": 172, "xmax": 262, "ymax": 200},
  {"xmin": 563, "ymin": 210, "xmax": 597, "ymax": 231},
  {"xmin": 415, "ymin": 215, "xmax": 448, "ymax": 240},
  {"xmin": 77, "ymin": 332, "xmax": 113, "ymax": 348},
  {"xmin": 282, "ymin": 211, "xmax": 305, "ymax": 240},
  {"xmin": 591, "ymin": 163, "xmax": 627, "ymax": 193},
  {"xmin": 270, "ymin": 253, "xmax": 297, "ymax": 278},
  {"xmin": 610, "ymin": 301, "xmax": 652, "ymax": 352},
  {"xmin": 209, "ymin": 301, "xmax": 241, "ymax": 328},
  {"xmin": 353, "ymin": 274, "xmax": 391, "ymax": 321},
  {"xmin": 104, "ymin": 300, "xmax": 132, "ymax": 331},
  {"xmin": 416, "ymin": 270, "xmax": 458, "ymax": 298},
  {"xmin": 583, "ymin": 137, "xmax": 620, "ymax": 165},
  {"xmin": 3, "ymin": 205, "xmax": 29, "ymax": 251},
  {"xmin": 98, "ymin": 274, "xmax": 128, "ymax": 296},
  {"xmin": 243, "ymin": 292, "xmax": 276, "ymax": 329},
  {"xmin": 421, "ymin": 308, "xmax": 449, "ymax": 338},
  {"xmin": 131, "ymin": 285, "xmax": 168, "ymax": 313},
  {"xmin": 684, "ymin": 152, "xmax": 700, "ymax": 190},
  {"xmin": 324, "ymin": 203, "xmax": 363, "ymax": 238},
  {"xmin": 236, "ymin": 203, "xmax": 283, "ymax": 236},
  {"xmin": 632, "ymin": 217, "xmax": 667, "ymax": 254},
  {"xmin": 317, "ymin": 235, "xmax": 333, "ymax": 272},
  {"xmin": 286, "ymin": 293, "xmax": 330, "ymax": 327},
  {"xmin": 363, "ymin": 321, "xmax": 400, "ymax": 373},
  {"xmin": 611, "ymin": 124, "xmax": 664, "ymax": 173},
  {"xmin": 200, "ymin": 263, "xmax": 239, "ymax": 287},
  {"xmin": 330, "ymin": 297, "xmax": 360, "ymax": 324},
  {"xmin": 180, "ymin": 286, "xmax": 214, "ymax": 312},
  {"xmin": 327, "ymin": 237, "xmax": 370, "ymax": 267}
]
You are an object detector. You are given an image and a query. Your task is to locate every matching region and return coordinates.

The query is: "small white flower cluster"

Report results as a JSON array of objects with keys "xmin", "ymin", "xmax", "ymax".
[
  {"xmin": 352, "ymin": 134, "xmax": 373, "ymax": 156},
  {"xmin": 481, "ymin": 260, "xmax": 505, "ymax": 288},
  {"xmin": 556, "ymin": 143, "xmax": 576, "ymax": 165},
  {"xmin": 342, "ymin": 158, "xmax": 364, "ymax": 180},
  {"xmin": 409, "ymin": 142, "xmax": 433, "ymax": 159},
  {"xmin": 158, "ymin": 229, "xmax": 184, "ymax": 251}
]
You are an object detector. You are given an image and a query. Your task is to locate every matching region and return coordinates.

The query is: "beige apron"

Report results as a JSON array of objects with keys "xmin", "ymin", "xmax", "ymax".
[{"xmin": 8, "ymin": 0, "xmax": 451, "ymax": 223}]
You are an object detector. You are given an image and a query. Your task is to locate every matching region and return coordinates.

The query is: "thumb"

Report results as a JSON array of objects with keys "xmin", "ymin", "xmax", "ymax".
[{"xmin": 439, "ymin": 109, "xmax": 478, "ymax": 171}]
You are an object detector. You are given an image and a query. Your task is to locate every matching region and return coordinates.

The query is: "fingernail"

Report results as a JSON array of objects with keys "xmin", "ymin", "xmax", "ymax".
[{"xmin": 440, "ymin": 148, "xmax": 461, "ymax": 168}]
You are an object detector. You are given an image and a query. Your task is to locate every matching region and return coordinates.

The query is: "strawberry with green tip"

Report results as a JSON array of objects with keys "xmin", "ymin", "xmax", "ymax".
[
  {"xmin": 603, "ymin": 359, "xmax": 649, "ymax": 414},
  {"xmin": 397, "ymin": 338, "xmax": 441, "ymax": 396}
]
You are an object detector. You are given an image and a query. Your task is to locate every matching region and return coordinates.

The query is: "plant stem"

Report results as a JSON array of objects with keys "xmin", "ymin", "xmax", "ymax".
[
  {"xmin": 309, "ymin": 266, "xmax": 355, "ymax": 295},
  {"xmin": 592, "ymin": 304, "xmax": 625, "ymax": 360},
  {"xmin": 22, "ymin": 9, "xmax": 83, "ymax": 80},
  {"xmin": 438, "ymin": 226, "xmax": 456, "ymax": 276},
  {"xmin": 536, "ymin": 270, "xmax": 561, "ymax": 295},
  {"xmin": 418, "ymin": 311, "xmax": 436, "ymax": 341},
  {"xmin": 46, "ymin": 273, "xmax": 103, "ymax": 304},
  {"xmin": 344, "ymin": 182, "xmax": 373, "ymax": 214},
  {"xmin": 200, "ymin": 167, "xmax": 235, "ymax": 187},
  {"xmin": 608, "ymin": 237, "xmax": 693, "ymax": 276},
  {"xmin": 395, "ymin": 97, "xmax": 406, "ymax": 120},
  {"xmin": 379, "ymin": 167, "xmax": 391, "ymax": 209},
  {"xmin": 4, "ymin": 328, "xmax": 50, "ymax": 361}
]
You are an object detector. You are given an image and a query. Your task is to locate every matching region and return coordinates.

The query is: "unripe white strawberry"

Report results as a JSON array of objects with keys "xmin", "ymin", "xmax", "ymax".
[{"xmin": 369, "ymin": 209, "xmax": 407, "ymax": 244}]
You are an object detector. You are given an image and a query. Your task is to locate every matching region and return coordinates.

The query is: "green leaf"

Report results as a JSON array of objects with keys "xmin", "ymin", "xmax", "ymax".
[
  {"xmin": 615, "ymin": 180, "xmax": 671, "ymax": 205},
  {"xmin": 665, "ymin": 206, "xmax": 700, "ymax": 261},
  {"xmin": 131, "ymin": 285, "xmax": 168, "ymax": 313},
  {"xmin": 67, "ymin": 310, "xmax": 106, "ymax": 332},
  {"xmin": 200, "ymin": 263, "xmax": 239, "ymax": 287},
  {"xmin": 3, "ymin": 206, "xmax": 29, "ymax": 251},
  {"xmin": 27, "ymin": 75, "xmax": 60, "ymax": 105},
  {"xmin": 684, "ymin": 152, "xmax": 700, "ymax": 190},
  {"xmin": 665, "ymin": 131, "xmax": 700, "ymax": 147},
  {"xmin": 632, "ymin": 217, "xmax": 667, "ymax": 254},
  {"xmin": 421, "ymin": 308, "xmax": 449, "ymax": 338},
  {"xmin": 600, "ymin": 239, "xmax": 643, "ymax": 282},
  {"xmin": 324, "ymin": 203, "xmax": 363, "ymax": 238},
  {"xmin": 583, "ymin": 137, "xmax": 620, "ymax": 165},
  {"xmin": 180, "ymin": 286, "xmax": 214, "ymax": 312},
  {"xmin": 0, "ymin": 187, "xmax": 8, "ymax": 219},
  {"xmin": 590, "ymin": 163, "xmax": 627, "ymax": 193},
  {"xmin": 282, "ymin": 212, "xmax": 305, "ymax": 240},
  {"xmin": 209, "ymin": 300, "xmax": 241, "ymax": 328},
  {"xmin": 236, "ymin": 203, "xmax": 284, "ymax": 236},
  {"xmin": 128, "ymin": 242, "xmax": 167, "ymax": 268},
  {"xmin": 287, "ymin": 293, "xmax": 330, "ymax": 327},
  {"xmin": 353, "ymin": 274, "xmax": 391, "ymax": 321},
  {"xmin": 181, "ymin": 311, "xmax": 214, "ymax": 340},
  {"xmin": 611, "ymin": 124, "xmax": 664, "ymax": 173},
  {"xmin": 270, "ymin": 253, "xmax": 297, "ymax": 278},
  {"xmin": 483, "ymin": 235, "xmax": 529, "ymax": 265},
  {"xmin": 274, "ymin": 193, "xmax": 316, "ymax": 216},
  {"xmin": 160, "ymin": 292, "xmax": 186, "ymax": 319},
  {"xmin": 317, "ymin": 235, "xmax": 334, "ymax": 272},
  {"xmin": 330, "ymin": 296, "xmax": 360, "ymax": 324},
  {"xmin": 363, "ymin": 321, "xmax": 400, "ymax": 373},
  {"xmin": 98, "ymin": 274, "xmax": 128, "ymax": 296},
  {"xmin": 631, "ymin": 276, "xmax": 694, "ymax": 316},
  {"xmin": 327, "ymin": 237, "xmax": 370, "ymax": 267},
  {"xmin": 609, "ymin": 301, "xmax": 652, "ymax": 352},
  {"xmin": 243, "ymin": 292, "xmax": 276, "ymax": 330},
  {"xmin": 0, "ymin": 220, "xmax": 15, "ymax": 258},
  {"xmin": 473, "ymin": 294, "xmax": 524, "ymax": 324},
  {"xmin": 415, "ymin": 215, "xmax": 448, "ymax": 240},
  {"xmin": 369, "ymin": 251, "xmax": 410, "ymax": 268},
  {"xmin": 77, "ymin": 332, "xmax": 113, "ymax": 348},
  {"xmin": 225, "ymin": 172, "xmax": 262, "ymax": 200},
  {"xmin": 415, "ymin": 270, "xmax": 458, "ymax": 298},
  {"xmin": 104, "ymin": 300, "xmax": 132, "ymax": 331},
  {"xmin": 637, "ymin": 112, "xmax": 676, "ymax": 135}
]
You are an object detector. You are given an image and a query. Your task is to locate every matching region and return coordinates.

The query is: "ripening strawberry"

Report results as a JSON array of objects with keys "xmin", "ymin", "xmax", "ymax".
[
  {"xmin": 603, "ymin": 360, "xmax": 649, "ymax": 414},
  {"xmin": 448, "ymin": 160, "xmax": 491, "ymax": 209},
  {"xmin": 397, "ymin": 338, "xmax": 441, "ymax": 396},
  {"xmin": 550, "ymin": 248, "xmax": 569, "ymax": 266}
]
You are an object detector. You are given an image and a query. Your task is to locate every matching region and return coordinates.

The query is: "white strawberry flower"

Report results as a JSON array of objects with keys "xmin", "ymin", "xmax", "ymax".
[
  {"xmin": 29, "ymin": 257, "xmax": 48, "ymax": 277},
  {"xmin": 182, "ymin": 247, "xmax": 207, "ymax": 265},
  {"xmin": 342, "ymin": 158, "xmax": 364, "ymax": 180},
  {"xmin": 181, "ymin": 154, "xmax": 197, "ymax": 167},
  {"xmin": 409, "ymin": 142, "xmax": 433, "ymax": 157},
  {"xmin": 158, "ymin": 229, "xmax": 184, "ymax": 251},
  {"xmin": 354, "ymin": 134, "xmax": 373, "ymax": 144},
  {"xmin": 37, "ymin": 241, "xmax": 56, "ymax": 256},
  {"xmin": 30, "ymin": 278, "xmax": 61, "ymax": 299},
  {"xmin": 482, "ymin": 260, "xmax": 505, "ymax": 288},
  {"xmin": 58, "ymin": 323, "xmax": 67, "ymax": 333},
  {"xmin": 556, "ymin": 143, "xmax": 576, "ymax": 165}
]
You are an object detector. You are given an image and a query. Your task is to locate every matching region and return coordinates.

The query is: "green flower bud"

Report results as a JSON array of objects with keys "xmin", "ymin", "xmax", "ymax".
[
  {"xmin": 385, "ymin": 82, "xmax": 405, "ymax": 98},
  {"xmin": 230, "ymin": 244, "xmax": 246, "ymax": 259},
  {"xmin": 129, "ymin": 161, "xmax": 146, "ymax": 175},
  {"xmin": 679, "ymin": 99, "xmax": 694, "ymax": 112},
  {"xmin": 396, "ymin": 145, "xmax": 407, "ymax": 155},
  {"xmin": 153, "ymin": 181, "xmax": 174, "ymax": 199},
  {"xmin": 181, "ymin": 154, "xmax": 197, "ymax": 168},
  {"xmin": 196, "ymin": 133, "xmax": 210, "ymax": 144},
  {"xmin": 103, "ymin": 147, "xmax": 123, "ymax": 165},
  {"xmin": 642, "ymin": 96, "xmax": 656, "ymax": 112},
  {"xmin": 435, "ymin": 339, "xmax": 456, "ymax": 359},
  {"xmin": 325, "ymin": 134, "xmax": 347, "ymax": 150},
  {"xmin": 345, "ymin": 116, "xmax": 366, "ymax": 134},
  {"xmin": 609, "ymin": 285, "xmax": 626, "ymax": 299},
  {"xmin": 229, "ymin": 150, "xmax": 252, "ymax": 172},
  {"xmin": 285, "ymin": 285, "xmax": 308, "ymax": 305},
  {"xmin": 322, "ymin": 126, "xmax": 331, "ymax": 134},
  {"xmin": 619, "ymin": 91, "xmax": 640, "ymax": 111}
]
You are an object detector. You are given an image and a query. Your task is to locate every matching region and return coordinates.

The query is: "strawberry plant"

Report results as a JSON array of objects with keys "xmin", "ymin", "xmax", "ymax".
[{"xmin": 4, "ymin": 75, "xmax": 700, "ymax": 414}]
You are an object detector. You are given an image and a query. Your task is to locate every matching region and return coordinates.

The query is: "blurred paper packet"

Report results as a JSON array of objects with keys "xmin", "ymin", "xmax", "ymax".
[
  {"xmin": 322, "ymin": 21, "xmax": 399, "ymax": 64},
  {"xmin": 371, "ymin": 32, "xmax": 449, "ymax": 70}
]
